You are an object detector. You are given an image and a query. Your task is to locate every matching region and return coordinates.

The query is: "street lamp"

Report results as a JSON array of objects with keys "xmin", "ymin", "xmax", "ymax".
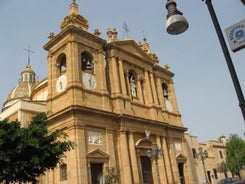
[
  {"xmin": 145, "ymin": 131, "xmax": 163, "ymax": 184},
  {"xmin": 195, "ymin": 147, "xmax": 209, "ymax": 184},
  {"xmin": 166, "ymin": 0, "xmax": 188, "ymax": 35},
  {"xmin": 165, "ymin": 0, "xmax": 245, "ymax": 122}
]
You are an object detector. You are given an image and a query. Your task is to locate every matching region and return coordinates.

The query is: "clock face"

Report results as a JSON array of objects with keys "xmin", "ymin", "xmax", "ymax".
[
  {"xmin": 82, "ymin": 73, "xmax": 97, "ymax": 90},
  {"xmin": 56, "ymin": 75, "xmax": 67, "ymax": 93}
]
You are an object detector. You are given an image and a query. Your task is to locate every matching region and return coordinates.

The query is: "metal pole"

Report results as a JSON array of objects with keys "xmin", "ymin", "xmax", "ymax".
[
  {"xmin": 201, "ymin": 158, "xmax": 209, "ymax": 184},
  {"xmin": 204, "ymin": 0, "xmax": 245, "ymax": 122},
  {"xmin": 155, "ymin": 158, "xmax": 161, "ymax": 184},
  {"xmin": 152, "ymin": 143, "xmax": 161, "ymax": 184}
]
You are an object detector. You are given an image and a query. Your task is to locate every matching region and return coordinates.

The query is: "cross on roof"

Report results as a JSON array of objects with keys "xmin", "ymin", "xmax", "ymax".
[{"xmin": 24, "ymin": 46, "xmax": 34, "ymax": 65}]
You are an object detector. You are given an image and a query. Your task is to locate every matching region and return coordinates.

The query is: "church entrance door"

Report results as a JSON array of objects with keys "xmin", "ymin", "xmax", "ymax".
[
  {"xmin": 140, "ymin": 156, "xmax": 153, "ymax": 184},
  {"xmin": 178, "ymin": 163, "xmax": 185, "ymax": 184},
  {"xmin": 91, "ymin": 163, "xmax": 103, "ymax": 184}
]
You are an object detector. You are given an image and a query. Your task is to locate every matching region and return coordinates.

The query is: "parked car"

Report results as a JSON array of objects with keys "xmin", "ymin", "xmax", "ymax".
[
  {"xmin": 218, "ymin": 177, "xmax": 239, "ymax": 184},
  {"xmin": 233, "ymin": 180, "xmax": 245, "ymax": 184}
]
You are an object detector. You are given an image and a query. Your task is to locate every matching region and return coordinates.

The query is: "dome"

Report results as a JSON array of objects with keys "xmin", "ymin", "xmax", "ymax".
[{"xmin": 3, "ymin": 64, "xmax": 37, "ymax": 109}]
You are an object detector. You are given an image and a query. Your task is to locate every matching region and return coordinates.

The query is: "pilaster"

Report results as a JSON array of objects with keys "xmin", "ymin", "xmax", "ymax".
[
  {"xmin": 149, "ymin": 71, "xmax": 158, "ymax": 105},
  {"xmin": 119, "ymin": 130, "xmax": 133, "ymax": 184},
  {"xmin": 108, "ymin": 55, "xmax": 120, "ymax": 95},
  {"xmin": 128, "ymin": 131, "xmax": 140, "ymax": 183},
  {"xmin": 96, "ymin": 50, "xmax": 108, "ymax": 92},
  {"xmin": 162, "ymin": 137, "xmax": 174, "ymax": 183},
  {"xmin": 156, "ymin": 77, "xmax": 165, "ymax": 107},
  {"xmin": 156, "ymin": 136, "xmax": 168, "ymax": 184},
  {"xmin": 106, "ymin": 129, "xmax": 116, "ymax": 167},
  {"xmin": 144, "ymin": 69, "xmax": 154, "ymax": 105},
  {"xmin": 118, "ymin": 58, "xmax": 127, "ymax": 96}
]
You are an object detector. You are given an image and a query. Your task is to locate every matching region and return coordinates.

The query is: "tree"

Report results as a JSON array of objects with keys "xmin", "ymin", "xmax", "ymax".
[
  {"xmin": 0, "ymin": 112, "xmax": 73, "ymax": 184},
  {"xmin": 217, "ymin": 161, "xmax": 228, "ymax": 178},
  {"xmin": 103, "ymin": 167, "xmax": 120, "ymax": 184},
  {"xmin": 226, "ymin": 134, "xmax": 245, "ymax": 178}
]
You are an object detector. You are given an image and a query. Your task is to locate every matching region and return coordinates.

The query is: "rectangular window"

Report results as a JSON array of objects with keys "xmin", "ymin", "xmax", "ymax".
[
  {"xmin": 213, "ymin": 168, "xmax": 218, "ymax": 179},
  {"xmin": 192, "ymin": 148, "xmax": 196, "ymax": 158},
  {"xmin": 219, "ymin": 150, "xmax": 223, "ymax": 159}
]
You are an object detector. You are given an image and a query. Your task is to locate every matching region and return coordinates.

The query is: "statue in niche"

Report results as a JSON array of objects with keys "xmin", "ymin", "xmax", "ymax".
[{"xmin": 129, "ymin": 74, "xmax": 136, "ymax": 97}]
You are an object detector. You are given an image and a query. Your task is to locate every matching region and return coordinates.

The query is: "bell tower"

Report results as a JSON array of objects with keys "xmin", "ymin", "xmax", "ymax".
[
  {"xmin": 40, "ymin": 1, "xmax": 188, "ymax": 184},
  {"xmin": 43, "ymin": 0, "xmax": 108, "ymax": 114}
]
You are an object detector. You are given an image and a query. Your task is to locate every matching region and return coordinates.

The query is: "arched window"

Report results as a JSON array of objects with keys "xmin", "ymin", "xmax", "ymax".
[
  {"xmin": 57, "ymin": 54, "xmax": 67, "ymax": 75},
  {"xmin": 162, "ymin": 83, "xmax": 168, "ymax": 99},
  {"xmin": 81, "ymin": 52, "xmax": 93, "ymax": 72},
  {"xmin": 128, "ymin": 71, "xmax": 137, "ymax": 97},
  {"xmin": 60, "ymin": 55, "xmax": 67, "ymax": 73},
  {"xmin": 60, "ymin": 163, "xmax": 67, "ymax": 181}
]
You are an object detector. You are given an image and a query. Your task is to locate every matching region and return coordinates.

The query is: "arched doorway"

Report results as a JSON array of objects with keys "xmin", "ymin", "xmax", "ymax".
[{"xmin": 136, "ymin": 138, "xmax": 154, "ymax": 184}]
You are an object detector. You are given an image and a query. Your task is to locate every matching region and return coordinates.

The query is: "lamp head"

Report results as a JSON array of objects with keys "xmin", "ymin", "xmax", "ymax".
[{"xmin": 166, "ymin": 0, "xmax": 188, "ymax": 35}]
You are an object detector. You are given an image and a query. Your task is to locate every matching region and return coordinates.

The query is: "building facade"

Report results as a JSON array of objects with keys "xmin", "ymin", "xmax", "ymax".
[
  {"xmin": 0, "ymin": 1, "xmax": 195, "ymax": 184},
  {"xmin": 185, "ymin": 134, "xmax": 245, "ymax": 184}
]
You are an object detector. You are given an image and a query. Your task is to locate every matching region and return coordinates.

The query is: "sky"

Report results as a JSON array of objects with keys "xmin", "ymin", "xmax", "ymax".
[{"xmin": 0, "ymin": 0, "xmax": 244, "ymax": 142}]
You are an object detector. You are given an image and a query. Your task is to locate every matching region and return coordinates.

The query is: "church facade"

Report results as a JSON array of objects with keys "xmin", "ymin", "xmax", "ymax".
[{"xmin": 1, "ymin": 1, "xmax": 195, "ymax": 184}]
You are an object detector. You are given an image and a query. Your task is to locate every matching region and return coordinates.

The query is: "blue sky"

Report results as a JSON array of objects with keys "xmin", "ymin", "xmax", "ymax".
[{"xmin": 0, "ymin": 0, "xmax": 244, "ymax": 142}]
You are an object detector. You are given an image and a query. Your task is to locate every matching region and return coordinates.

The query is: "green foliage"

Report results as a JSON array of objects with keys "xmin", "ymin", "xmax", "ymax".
[
  {"xmin": 0, "ymin": 112, "xmax": 73, "ymax": 184},
  {"xmin": 217, "ymin": 161, "xmax": 228, "ymax": 173},
  {"xmin": 226, "ymin": 134, "xmax": 245, "ymax": 176},
  {"xmin": 103, "ymin": 167, "xmax": 120, "ymax": 184}
]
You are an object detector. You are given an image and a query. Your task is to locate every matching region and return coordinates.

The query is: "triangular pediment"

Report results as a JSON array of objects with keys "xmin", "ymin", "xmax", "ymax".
[
  {"xmin": 86, "ymin": 149, "xmax": 110, "ymax": 159},
  {"xmin": 176, "ymin": 153, "xmax": 186, "ymax": 163},
  {"xmin": 108, "ymin": 40, "xmax": 155, "ymax": 64}
]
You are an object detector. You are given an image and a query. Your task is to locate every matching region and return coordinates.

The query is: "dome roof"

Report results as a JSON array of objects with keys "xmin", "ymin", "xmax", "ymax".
[{"xmin": 3, "ymin": 64, "xmax": 37, "ymax": 109}]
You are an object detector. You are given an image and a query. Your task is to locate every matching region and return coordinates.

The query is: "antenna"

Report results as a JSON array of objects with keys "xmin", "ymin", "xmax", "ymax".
[
  {"xmin": 24, "ymin": 46, "xmax": 34, "ymax": 65},
  {"xmin": 122, "ymin": 21, "xmax": 130, "ymax": 40}
]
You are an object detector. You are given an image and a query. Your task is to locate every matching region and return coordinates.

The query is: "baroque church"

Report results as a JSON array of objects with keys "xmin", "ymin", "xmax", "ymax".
[{"xmin": 0, "ymin": 1, "xmax": 195, "ymax": 184}]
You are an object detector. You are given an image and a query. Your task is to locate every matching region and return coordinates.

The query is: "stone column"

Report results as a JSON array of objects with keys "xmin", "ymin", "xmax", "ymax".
[
  {"xmin": 144, "ymin": 70, "xmax": 153, "ymax": 105},
  {"xmin": 118, "ymin": 58, "xmax": 127, "ymax": 96},
  {"xmin": 149, "ymin": 71, "xmax": 158, "ymax": 105},
  {"xmin": 125, "ymin": 72, "xmax": 132, "ymax": 97},
  {"xmin": 136, "ymin": 79, "xmax": 144, "ymax": 102},
  {"xmin": 169, "ymin": 141, "xmax": 179, "ymax": 183},
  {"xmin": 162, "ymin": 137, "xmax": 174, "ymax": 183},
  {"xmin": 97, "ymin": 50, "xmax": 107, "ymax": 92},
  {"xmin": 156, "ymin": 136, "xmax": 168, "ymax": 184},
  {"xmin": 47, "ymin": 53, "xmax": 54, "ymax": 109},
  {"xmin": 106, "ymin": 129, "xmax": 116, "ymax": 166},
  {"xmin": 128, "ymin": 131, "xmax": 140, "ymax": 183},
  {"xmin": 108, "ymin": 55, "xmax": 120, "ymax": 95},
  {"xmin": 156, "ymin": 77, "xmax": 165, "ymax": 107},
  {"xmin": 71, "ymin": 41, "xmax": 80, "ymax": 83},
  {"xmin": 74, "ymin": 124, "xmax": 88, "ymax": 184},
  {"xmin": 119, "ymin": 130, "xmax": 133, "ymax": 184}
]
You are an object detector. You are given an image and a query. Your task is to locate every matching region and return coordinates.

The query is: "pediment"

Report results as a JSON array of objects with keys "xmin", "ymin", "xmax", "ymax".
[
  {"xmin": 108, "ymin": 40, "xmax": 155, "ymax": 64},
  {"xmin": 176, "ymin": 153, "xmax": 186, "ymax": 163},
  {"xmin": 135, "ymin": 138, "xmax": 152, "ymax": 149},
  {"xmin": 86, "ymin": 149, "xmax": 110, "ymax": 159}
]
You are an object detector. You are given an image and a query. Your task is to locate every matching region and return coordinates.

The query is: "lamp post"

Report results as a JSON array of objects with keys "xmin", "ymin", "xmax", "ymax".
[
  {"xmin": 145, "ymin": 130, "xmax": 163, "ymax": 184},
  {"xmin": 165, "ymin": 0, "xmax": 245, "ymax": 122},
  {"xmin": 195, "ymin": 147, "xmax": 209, "ymax": 184}
]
